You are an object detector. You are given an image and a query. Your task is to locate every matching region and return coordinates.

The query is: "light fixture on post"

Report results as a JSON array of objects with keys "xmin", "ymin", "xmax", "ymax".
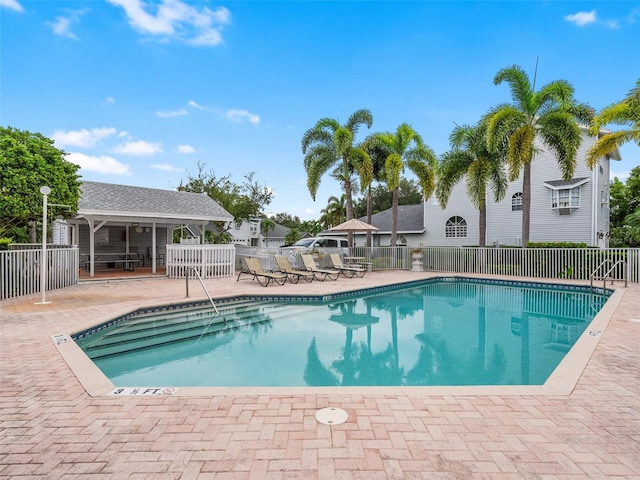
[{"xmin": 36, "ymin": 186, "xmax": 51, "ymax": 305}]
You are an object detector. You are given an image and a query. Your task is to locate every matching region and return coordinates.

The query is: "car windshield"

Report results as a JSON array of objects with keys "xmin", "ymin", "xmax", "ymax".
[{"xmin": 292, "ymin": 238, "xmax": 315, "ymax": 247}]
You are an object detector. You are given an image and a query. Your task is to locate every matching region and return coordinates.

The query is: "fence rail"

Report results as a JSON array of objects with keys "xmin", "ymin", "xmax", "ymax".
[
  {"xmin": 166, "ymin": 244, "xmax": 235, "ymax": 279},
  {"xmin": 1, "ymin": 247, "xmax": 79, "ymax": 300},
  {"xmin": 2, "ymin": 245, "xmax": 637, "ymax": 301}
]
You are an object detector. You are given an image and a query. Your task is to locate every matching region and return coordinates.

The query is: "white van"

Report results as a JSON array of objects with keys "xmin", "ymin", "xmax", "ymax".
[{"xmin": 279, "ymin": 237, "xmax": 348, "ymax": 255}]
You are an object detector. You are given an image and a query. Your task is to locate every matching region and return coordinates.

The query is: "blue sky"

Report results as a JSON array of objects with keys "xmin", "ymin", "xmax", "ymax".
[{"xmin": 2, "ymin": 0, "xmax": 639, "ymax": 221}]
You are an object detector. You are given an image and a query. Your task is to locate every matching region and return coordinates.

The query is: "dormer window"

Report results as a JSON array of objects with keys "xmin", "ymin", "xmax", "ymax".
[{"xmin": 543, "ymin": 178, "xmax": 589, "ymax": 215}]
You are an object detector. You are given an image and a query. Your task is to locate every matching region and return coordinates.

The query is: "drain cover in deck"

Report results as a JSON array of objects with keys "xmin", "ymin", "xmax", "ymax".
[{"xmin": 315, "ymin": 407, "xmax": 348, "ymax": 425}]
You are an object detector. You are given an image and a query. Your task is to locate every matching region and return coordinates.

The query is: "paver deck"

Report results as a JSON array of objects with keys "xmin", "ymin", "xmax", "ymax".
[{"xmin": 1, "ymin": 271, "xmax": 639, "ymax": 479}]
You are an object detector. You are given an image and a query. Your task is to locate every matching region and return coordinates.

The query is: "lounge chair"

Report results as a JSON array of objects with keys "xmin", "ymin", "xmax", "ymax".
[
  {"xmin": 328, "ymin": 253, "xmax": 366, "ymax": 278},
  {"xmin": 299, "ymin": 254, "xmax": 339, "ymax": 281},
  {"xmin": 274, "ymin": 255, "xmax": 314, "ymax": 284},
  {"xmin": 237, "ymin": 257, "xmax": 288, "ymax": 287}
]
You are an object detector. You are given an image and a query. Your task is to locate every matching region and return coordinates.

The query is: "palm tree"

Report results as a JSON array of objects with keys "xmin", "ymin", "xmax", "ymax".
[
  {"xmin": 260, "ymin": 218, "xmax": 275, "ymax": 247},
  {"xmin": 586, "ymin": 79, "xmax": 640, "ymax": 167},
  {"xmin": 372, "ymin": 123, "xmax": 438, "ymax": 246},
  {"xmin": 302, "ymin": 109, "xmax": 374, "ymax": 245},
  {"xmin": 486, "ymin": 64, "xmax": 593, "ymax": 245},
  {"xmin": 436, "ymin": 122, "xmax": 508, "ymax": 246},
  {"xmin": 361, "ymin": 135, "xmax": 390, "ymax": 247},
  {"xmin": 329, "ymin": 194, "xmax": 346, "ymax": 225}
]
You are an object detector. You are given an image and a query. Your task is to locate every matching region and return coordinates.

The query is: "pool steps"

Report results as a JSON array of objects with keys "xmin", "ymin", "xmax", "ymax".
[{"xmin": 77, "ymin": 300, "xmax": 317, "ymax": 359}]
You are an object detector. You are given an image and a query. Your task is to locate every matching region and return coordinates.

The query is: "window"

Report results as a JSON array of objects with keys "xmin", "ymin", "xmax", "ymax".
[
  {"xmin": 445, "ymin": 216, "xmax": 467, "ymax": 238},
  {"xmin": 551, "ymin": 187, "xmax": 580, "ymax": 209},
  {"xmin": 543, "ymin": 178, "xmax": 588, "ymax": 214},
  {"xmin": 511, "ymin": 192, "xmax": 523, "ymax": 211}
]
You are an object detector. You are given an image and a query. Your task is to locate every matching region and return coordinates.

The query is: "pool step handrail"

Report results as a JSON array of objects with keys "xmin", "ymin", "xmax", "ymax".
[
  {"xmin": 186, "ymin": 267, "xmax": 219, "ymax": 316},
  {"xmin": 590, "ymin": 259, "xmax": 627, "ymax": 291}
]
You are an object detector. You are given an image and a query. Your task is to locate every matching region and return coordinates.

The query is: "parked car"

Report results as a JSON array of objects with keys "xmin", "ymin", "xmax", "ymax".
[{"xmin": 278, "ymin": 237, "xmax": 348, "ymax": 257}]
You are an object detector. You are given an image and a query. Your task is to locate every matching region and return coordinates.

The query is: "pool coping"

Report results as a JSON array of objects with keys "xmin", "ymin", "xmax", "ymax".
[{"xmin": 52, "ymin": 276, "xmax": 624, "ymax": 398}]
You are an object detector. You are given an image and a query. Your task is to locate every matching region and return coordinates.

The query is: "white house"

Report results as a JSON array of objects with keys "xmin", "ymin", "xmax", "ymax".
[
  {"xmin": 422, "ymin": 127, "xmax": 621, "ymax": 248},
  {"xmin": 229, "ymin": 218, "xmax": 291, "ymax": 249}
]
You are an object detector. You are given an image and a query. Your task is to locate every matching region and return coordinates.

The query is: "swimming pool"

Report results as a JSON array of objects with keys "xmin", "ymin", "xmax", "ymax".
[{"xmin": 73, "ymin": 277, "xmax": 611, "ymax": 388}]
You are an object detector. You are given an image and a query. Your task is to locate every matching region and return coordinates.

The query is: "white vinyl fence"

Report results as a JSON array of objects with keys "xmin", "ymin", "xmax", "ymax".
[
  {"xmin": 417, "ymin": 247, "xmax": 638, "ymax": 283},
  {"xmin": 1, "ymin": 246, "xmax": 79, "ymax": 300},
  {"xmin": 275, "ymin": 246, "xmax": 639, "ymax": 284},
  {"xmin": 166, "ymin": 244, "xmax": 235, "ymax": 279}
]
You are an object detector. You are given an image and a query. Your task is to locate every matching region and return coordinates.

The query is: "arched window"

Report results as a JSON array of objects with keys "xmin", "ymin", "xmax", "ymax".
[
  {"xmin": 445, "ymin": 216, "xmax": 467, "ymax": 238},
  {"xmin": 512, "ymin": 192, "xmax": 523, "ymax": 211}
]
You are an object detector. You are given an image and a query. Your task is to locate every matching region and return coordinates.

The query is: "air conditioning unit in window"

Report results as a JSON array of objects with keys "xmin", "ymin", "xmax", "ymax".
[{"xmin": 558, "ymin": 208, "xmax": 572, "ymax": 216}]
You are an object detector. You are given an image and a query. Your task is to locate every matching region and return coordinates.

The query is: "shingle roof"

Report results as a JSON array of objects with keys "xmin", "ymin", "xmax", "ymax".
[
  {"xmin": 543, "ymin": 177, "xmax": 590, "ymax": 189},
  {"xmin": 322, "ymin": 203, "xmax": 425, "ymax": 235},
  {"xmin": 78, "ymin": 181, "xmax": 233, "ymax": 221},
  {"xmin": 358, "ymin": 203, "xmax": 425, "ymax": 233}
]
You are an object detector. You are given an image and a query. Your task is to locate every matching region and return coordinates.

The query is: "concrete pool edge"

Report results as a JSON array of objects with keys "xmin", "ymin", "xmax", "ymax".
[{"xmin": 53, "ymin": 277, "xmax": 624, "ymax": 398}]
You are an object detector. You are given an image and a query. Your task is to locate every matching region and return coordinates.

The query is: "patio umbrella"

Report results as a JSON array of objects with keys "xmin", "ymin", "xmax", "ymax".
[{"xmin": 329, "ymin": 218, "xmax": 379, "ymax": 232}]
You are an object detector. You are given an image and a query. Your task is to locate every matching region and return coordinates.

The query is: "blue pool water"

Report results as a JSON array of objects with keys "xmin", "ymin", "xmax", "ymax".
[{"xmin": 74, "ymin": 278, "xmax": 611, "ymax": 387}]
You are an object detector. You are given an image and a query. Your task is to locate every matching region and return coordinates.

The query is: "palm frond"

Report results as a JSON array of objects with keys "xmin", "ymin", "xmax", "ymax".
[
  {"xmin": 493, "ymin": 65, "xmax": 533, "ymax": 110},
  {"xmin": 507, "ymin": 126, "xmax": 535, "ymax": 181},
  {"xmin": 384, "ymin": 154, "xmax": 403, "ymax": 191},
  {"xmin": 346, "ymin": 109, "xmax": 373, "ymax": 136}
]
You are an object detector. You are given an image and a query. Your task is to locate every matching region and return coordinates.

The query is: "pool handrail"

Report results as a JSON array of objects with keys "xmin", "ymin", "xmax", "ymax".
[{"xmin": 185, "ymin": 267, "xmax": 219, "ymax": 315}]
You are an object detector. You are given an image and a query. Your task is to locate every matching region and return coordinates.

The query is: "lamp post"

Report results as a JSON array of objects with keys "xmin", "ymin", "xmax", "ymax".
[{"xmin": 36, "ymin": 186, "xmax": 51, "ymax": 305}]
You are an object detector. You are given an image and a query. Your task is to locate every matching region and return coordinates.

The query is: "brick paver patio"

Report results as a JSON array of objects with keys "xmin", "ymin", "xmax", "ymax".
[{"xmin": 1, "ymin": 271, "xmax": 639, "ymax": 479}]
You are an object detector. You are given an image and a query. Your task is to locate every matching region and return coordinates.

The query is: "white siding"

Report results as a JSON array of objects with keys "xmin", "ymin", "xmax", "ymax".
[
  {"xmin": 424, "ymin": 187, "xmax": 479, "ymax": 247},
  {"xmin": 427, "ymin": 128, "xmax": 617, "ymax": 247}
]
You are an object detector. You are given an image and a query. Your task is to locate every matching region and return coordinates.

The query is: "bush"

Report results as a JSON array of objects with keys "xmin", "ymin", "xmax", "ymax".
[{"xmin": 526, "ymin": 241, "xmax": 589, "ymax": 248}]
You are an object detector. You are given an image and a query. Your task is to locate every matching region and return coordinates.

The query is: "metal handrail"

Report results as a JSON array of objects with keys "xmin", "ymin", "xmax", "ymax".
[
  {"xmin": 185, "ymin": 267, "xmax": 219, "ymax": 315},
  {"xmin": 590, "ymin": 259, "xmax": 627, "ymax": 291}
]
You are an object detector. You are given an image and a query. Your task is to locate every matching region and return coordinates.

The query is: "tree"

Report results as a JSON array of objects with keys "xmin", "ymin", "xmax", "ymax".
[
  {"xmin": 353, "ymin": 178, "xmax": 423, "ymax": 214},
  {"xmin": 371, "ymin": 123, "xmax": 438, "ymax": 246},
  {"xmin": 361, "ymin": 135, "xmax": 390, "ymax": 246},
  {"xmin": 299, "ymin": 219, "xmax": 322, "ymax": 236},
  {"xmin": 178, "ymin": 161, "xmax": 273, "ymax": 241},
  {"xmin": 0, "ymin": 126, "xmax": 81, "ymax": 242},
  {"xmin": 319, "ymin": 194, "xmax": 346, "ymax": 228},
  {"xmin": 436, "ymin": 122, "xmax": 507, "ymax": 246},
  {"xmin": 260, "ymin": 218, "xmax": 276, "ymax": 245},
  {"xmin": 486, "ymin": 64, "xmax": 593, "ymax": 245},
  {"xmin": 284, "ymin": 228, "xmax": 302, "ymax": 246},
  {"xmin": 609, "ymin": 166, "xmax": 640, "ymax": 246},
  {"xmin": 271, "ymin": 212, "xmax": 301, "ymax": 229},
  {"xmin": 587, "ymin": 79, "xmax": 640, "ymax": 167},
  {"xmin": 302, "ymin": 109, "xmax": 374, "ymax": 245}
]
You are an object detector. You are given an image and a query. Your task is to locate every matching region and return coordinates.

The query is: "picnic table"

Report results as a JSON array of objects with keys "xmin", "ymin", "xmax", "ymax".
[{"xmin": 83, "ymin": 252, "xmax": 141, "ymax": 271}]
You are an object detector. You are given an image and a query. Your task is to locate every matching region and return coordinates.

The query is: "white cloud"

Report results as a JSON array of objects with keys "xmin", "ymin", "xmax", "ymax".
[
  {"xmin": 565, "ymin": 10, "xmax": 597, "ymax": 26},
  {"xmin": 67, "ymin": 152, "xmax": 132, "ymax": 175},
  {"xmin": 113, "ymin": 140, "xmax": 163, "ymax": 156},
  {"xmin": 177, "ymin": 144, "xmax": 195, "ymax": 154},
  {"xmin": 156, "ymin": 108, "xmax": 188, "ymax": 118},
  {"xmin": 46, "ymin": 8, "xmax": 87, "ymax": 39},
  {"xmin": 152, "ymin": 163, "xmax": 184, "ymax": 172},
  {"xmin": 0, "ymin": 0, "xmax": 23, "ymax": 12},
  {"xmin": 107, "ymin": 0, "xmax": 230, "ymax": 46},
  {"xmin": 105, "ymin": 96, "xmax": 115, "ymax": 104},
  {"xmin": 52, "ymin": 127, "xmax": 117, "ymax": 148},
  {"xmin": 226, "ymin": 109, "xmax": 260, "ymax": 124},
  {"xmin": 188, "ymin": 99, "xmax": 205, "ymax": 110}
]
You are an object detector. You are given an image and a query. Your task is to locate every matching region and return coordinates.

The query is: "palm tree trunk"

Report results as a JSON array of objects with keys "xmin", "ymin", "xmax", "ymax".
[
  {"xmin": 522, "ymin": 162, "xmax": 531, "ymax": 246},
  {"xmin": 366, "ymin": 188, "xmax": 373, "ymax": 248},
  {"xmin": 391, "ymin": 188, "xmax": 399, "ymax": 246},
  {"xmin": 479, "ymin": 198, "xmax": 487, "ymax": 248},
  {"xmin": 344, "ymin": 177, "xmax": 354, "ymax": 246}
]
